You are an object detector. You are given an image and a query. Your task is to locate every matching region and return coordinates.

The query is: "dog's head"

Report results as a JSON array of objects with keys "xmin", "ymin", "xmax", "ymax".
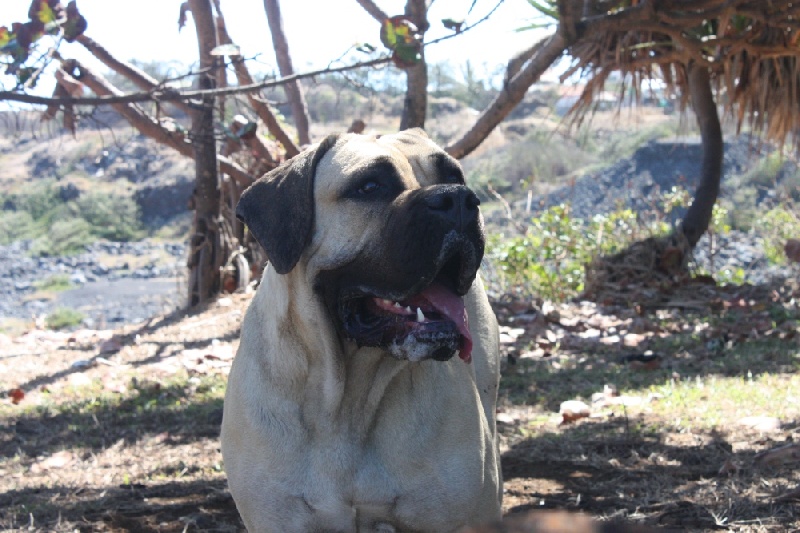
[{"xmin": 237, "ymin": 129, "xmax": 485, "ymax": 362}]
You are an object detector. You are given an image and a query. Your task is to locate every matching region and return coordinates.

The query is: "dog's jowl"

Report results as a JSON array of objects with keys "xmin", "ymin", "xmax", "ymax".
[{"xmin": 221, "ymin": 128, "xmax": 502, "ymax": 533}]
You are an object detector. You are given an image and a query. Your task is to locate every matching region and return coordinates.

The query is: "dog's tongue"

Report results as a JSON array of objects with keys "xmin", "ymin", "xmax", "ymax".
[{"xmin": 419, "ymin": 283, "xmax": 472, "ymax": 363}]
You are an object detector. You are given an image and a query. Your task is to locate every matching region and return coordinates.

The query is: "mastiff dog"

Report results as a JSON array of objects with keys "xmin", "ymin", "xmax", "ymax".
[{"xmin": 221, "ymin": 128, "xmax": 502, "ymax": 533}]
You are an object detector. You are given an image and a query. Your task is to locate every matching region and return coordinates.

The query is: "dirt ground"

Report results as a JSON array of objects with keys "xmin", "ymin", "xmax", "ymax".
[{"xmin": 1, "ymin": 276, "xmax": 799, "ymax": 532}]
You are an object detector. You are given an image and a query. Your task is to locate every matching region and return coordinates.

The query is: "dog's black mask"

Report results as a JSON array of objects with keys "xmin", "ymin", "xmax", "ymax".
[{"xmin": 236, "ymin": 130, "xmax": 485, "ymax": 363}]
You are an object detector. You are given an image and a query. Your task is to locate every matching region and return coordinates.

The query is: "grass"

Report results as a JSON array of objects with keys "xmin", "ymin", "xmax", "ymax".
[
  {"xmin": 34, "ymin": 274, "xmax": 73, "ymax": 293},
  {"xmin": 498, "ymin": 288, "xmax": 800, "ymax": 440},
  {"xmin": 0, "ymin": 370, "xmax": 227, "ymax": 452},
  {"xmin": 25, "ymin": 275, "xmax": 75, "ymax": 303},
  {"xmin": 44, "ymin": 307, "xmax": 85, "ymax": 330}
]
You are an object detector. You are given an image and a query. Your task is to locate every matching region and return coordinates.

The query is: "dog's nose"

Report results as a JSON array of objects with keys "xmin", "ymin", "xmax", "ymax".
[{"xmin": 423, "ymin": 185, "xmax": 480, "ymax": 230}]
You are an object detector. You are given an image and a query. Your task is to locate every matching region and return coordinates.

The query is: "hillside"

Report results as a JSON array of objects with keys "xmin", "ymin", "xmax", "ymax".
[{"xmin": 1, "ymin": 103, "xmax": 798, "ymax": 330}]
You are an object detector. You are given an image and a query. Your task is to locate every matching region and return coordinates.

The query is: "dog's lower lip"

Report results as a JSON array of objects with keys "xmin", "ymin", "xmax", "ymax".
[{"xmin": 339, "ymin": 282, "xmax": 473, "ymax": 362}]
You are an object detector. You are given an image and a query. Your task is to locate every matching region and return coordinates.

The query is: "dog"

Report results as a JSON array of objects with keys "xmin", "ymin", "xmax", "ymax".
[{"xmin": 221, "ymin": 128, "xmax": 502, "ymax": 532}]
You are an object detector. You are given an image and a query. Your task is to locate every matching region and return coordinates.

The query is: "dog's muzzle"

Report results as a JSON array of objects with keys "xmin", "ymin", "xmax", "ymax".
[{"xmin": 324, "ymin": 184, "xmax": 485, "ymax": 363}]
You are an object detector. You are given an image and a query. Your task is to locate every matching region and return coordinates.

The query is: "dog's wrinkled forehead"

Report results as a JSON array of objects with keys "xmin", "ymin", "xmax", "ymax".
[
  {"xmin": 317, "ymin": 129, "xmax": 464, "ymax": 191},
  {"xmin": 378, "ymin": 128, "xmax": 465, "ymax": 187}
]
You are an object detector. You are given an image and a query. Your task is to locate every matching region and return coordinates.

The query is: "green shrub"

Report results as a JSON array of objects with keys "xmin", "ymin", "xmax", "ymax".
[
  {"xmin": 11, "ymin": 180, "xmax": 62, "ymax": 221},
  {"xmin": 487, "ymin": 205, "xmax": 662, "ymax": 301},
  {"xmin": 45, "ymin": 307, "xmax": 85, "ymax": 330},
  {"xmin": 34, "ymin": 274, "xmax": 73, "ymax": 292},
  {"xmin": 77, "ymin": 192, "xmax": 142, "ymax": 241},
  {"xmin": 738, "ymin": 151, "xmax": 785, "ymax": 188},
  {"xmin": 0, "ymin": 211, "xmax": 40, "ymax": 244},
  {"xmin": 466, "ymin": 131, "xmax": 598, "ymax": 193},
  {"xmin": 31, "ymin": 218, "xmax": 93, "ymax": 256},
  {"xmin": 756, "ymin": 206, "xmax": 800, "ymax": 264},
  {"xmin": 486, "ymin": 185, "xmax": 740, "ymax": 301},
  {"xmin": 1, "ymin": 180, "xmax": 143, "ymax": 253}
]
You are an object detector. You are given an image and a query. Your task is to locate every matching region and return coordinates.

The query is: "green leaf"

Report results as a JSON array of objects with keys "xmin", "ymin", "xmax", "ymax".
[
  {"xmin": 36, "ymin": 2, "xmax": 57, "ymax": 24},
  {"xmin": 526, "ymin": 0, "xmax": 558, "ymax": 19},
  {"xmin": 0, "ymin": 27, "xmax": 10, "ymax": 49}
]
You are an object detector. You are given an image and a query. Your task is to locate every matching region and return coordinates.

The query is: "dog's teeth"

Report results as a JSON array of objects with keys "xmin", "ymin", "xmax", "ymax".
[
  {"xmin": 416, "ymin": 307, "xmax": 426, "ymax": 322},
  {"xmin": 393, "ymin": 302, "xmax": 402, "ymax": 308},
  {"xmin": 381, "ymin": 299, "xmax": 392, "ymax": 305},
  {"xmin": 405, "ymin": 306, "xmax": 412, "ymax": 313}
]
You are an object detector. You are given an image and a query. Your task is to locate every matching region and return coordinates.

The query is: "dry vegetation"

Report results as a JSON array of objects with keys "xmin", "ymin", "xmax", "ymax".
[{"xmin": 1, "ymin": 272, "xmax": 799, "ymax": 531}]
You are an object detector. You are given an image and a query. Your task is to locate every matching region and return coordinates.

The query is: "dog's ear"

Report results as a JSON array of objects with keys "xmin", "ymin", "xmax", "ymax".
[{"xmin": 237, "ymin": 134, "xmax": 339, "ymax": 274}]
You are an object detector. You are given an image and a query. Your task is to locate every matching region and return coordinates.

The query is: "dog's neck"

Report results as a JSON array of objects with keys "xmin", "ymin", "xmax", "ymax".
[{"xmin": 245, "ymin": 264, "xmax": 418, "ymax": 433}]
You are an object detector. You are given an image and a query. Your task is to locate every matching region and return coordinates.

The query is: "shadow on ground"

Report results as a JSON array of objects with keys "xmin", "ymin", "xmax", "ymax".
[
  {"xmin": 500, "ymin": 417, "xmax": 800, "ymax": 530},
  {"xmin": 0, "ymin": 478, "xmax": 241, "ymax": 532}
]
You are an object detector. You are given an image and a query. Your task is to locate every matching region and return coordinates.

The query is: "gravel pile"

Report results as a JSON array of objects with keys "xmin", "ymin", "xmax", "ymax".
[{"xmin": 1, "ymin": 240, "xmax": 186, "ymax": 326}]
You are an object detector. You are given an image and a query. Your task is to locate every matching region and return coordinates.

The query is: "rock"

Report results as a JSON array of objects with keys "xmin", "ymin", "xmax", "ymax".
[
  {"xmin": 785, "ymin": 239, "xmax": 800, "ymax": 263},
  {"xmin": 70, "ymin": 271, "xmax": 87, "ymax": 285},
  {"xmin": 58, "ymin": 183, "xmax": 81, "ymax": 202},
  {"xmin": 738, "ymin": 416, "xmax": 781, "ymax": 433},
  {"xmin": 559, "ymin": 400, "xmax": 591, "ymax": 424}
]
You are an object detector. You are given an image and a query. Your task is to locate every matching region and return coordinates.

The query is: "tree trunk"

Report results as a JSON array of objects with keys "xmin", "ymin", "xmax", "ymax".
[
  {"xmin": 263, "ymin": 0, "xmax": 311, "ymax": 146},
  {"xmin": 188, "ymin": 0, "xmax": 223, "ymax": 306},
  {"xmin": 399, "ymin": 0, "xmax": 428, "ymax": 130},
  {"xmin": 680, "ymin": 62, "xmax": 723, "ymax": 248}
]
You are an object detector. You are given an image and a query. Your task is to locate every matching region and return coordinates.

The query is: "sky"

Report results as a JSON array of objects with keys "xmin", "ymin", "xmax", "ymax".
[{"xmin": 3, "ymin": 0, "xmax": 554, "ymax": 90}]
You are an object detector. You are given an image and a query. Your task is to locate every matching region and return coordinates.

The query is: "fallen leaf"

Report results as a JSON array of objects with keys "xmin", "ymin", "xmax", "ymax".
[
  {"xmin": 495, "ymin": 412, "xmax": 516, "ymax": 426},
  {"xmin": 8, "ymin": 388, "xmax": 24, "ymax": 404},
  {"xmin": 623, "ymin": 333, "xmax": 647, "ymax": 347}
]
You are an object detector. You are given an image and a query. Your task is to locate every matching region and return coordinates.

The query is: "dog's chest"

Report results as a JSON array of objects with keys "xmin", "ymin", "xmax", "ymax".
[{"xmin": 294, "ymin": 422, "xmax": 483, "ymax": 532}]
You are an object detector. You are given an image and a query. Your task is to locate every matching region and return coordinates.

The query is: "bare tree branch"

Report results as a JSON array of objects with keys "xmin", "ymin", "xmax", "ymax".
[
  {"xmin": 355, "ymin": 0, "xmax": 388, "ymax": 23},
  {"xmin": 263, "ymin": 0, "xmax": 311, "ymax": 145},
  {"xmin": 213, "ymin": 5, "xmax": 300, "ymax": 157},
  {"xmin": 75, "ymin": 34, "xmax": 192, "ymax": 115},
  {"xmin": 445, "ymin": 33, "xmax": 567, "ymax": 159},
  {"xmin": 425, "ymin": 0, "xmax": 505, "ymax": 47},
  {"xmin": 0, "ymin": 57, "xmax": 391, "ymax": 107},
  {"xmin": 58, "ymin": 58, "xmax": 253, "ymax": 186}
]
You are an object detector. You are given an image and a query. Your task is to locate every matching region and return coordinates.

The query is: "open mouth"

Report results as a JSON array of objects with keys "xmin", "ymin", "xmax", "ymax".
[{"xmin": 338, "ymin": 280, "xmax": 473, "ymax": 363}]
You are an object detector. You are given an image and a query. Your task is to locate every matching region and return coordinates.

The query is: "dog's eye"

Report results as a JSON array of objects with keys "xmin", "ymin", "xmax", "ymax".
[{"xmin": 357, "ymin": 180, "xmax": 381, "ymax": 195}]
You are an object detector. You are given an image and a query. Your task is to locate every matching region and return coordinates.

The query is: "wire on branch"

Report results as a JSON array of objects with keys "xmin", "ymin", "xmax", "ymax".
[{"xmin": 0, "ymin": 56, "xmax": 392, "ymax": 107}]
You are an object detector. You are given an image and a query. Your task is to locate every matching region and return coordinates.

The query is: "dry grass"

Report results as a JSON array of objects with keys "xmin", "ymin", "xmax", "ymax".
[{"xmin": 1, "ymin": 278, "xmax": 799, "ymax": 531}]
